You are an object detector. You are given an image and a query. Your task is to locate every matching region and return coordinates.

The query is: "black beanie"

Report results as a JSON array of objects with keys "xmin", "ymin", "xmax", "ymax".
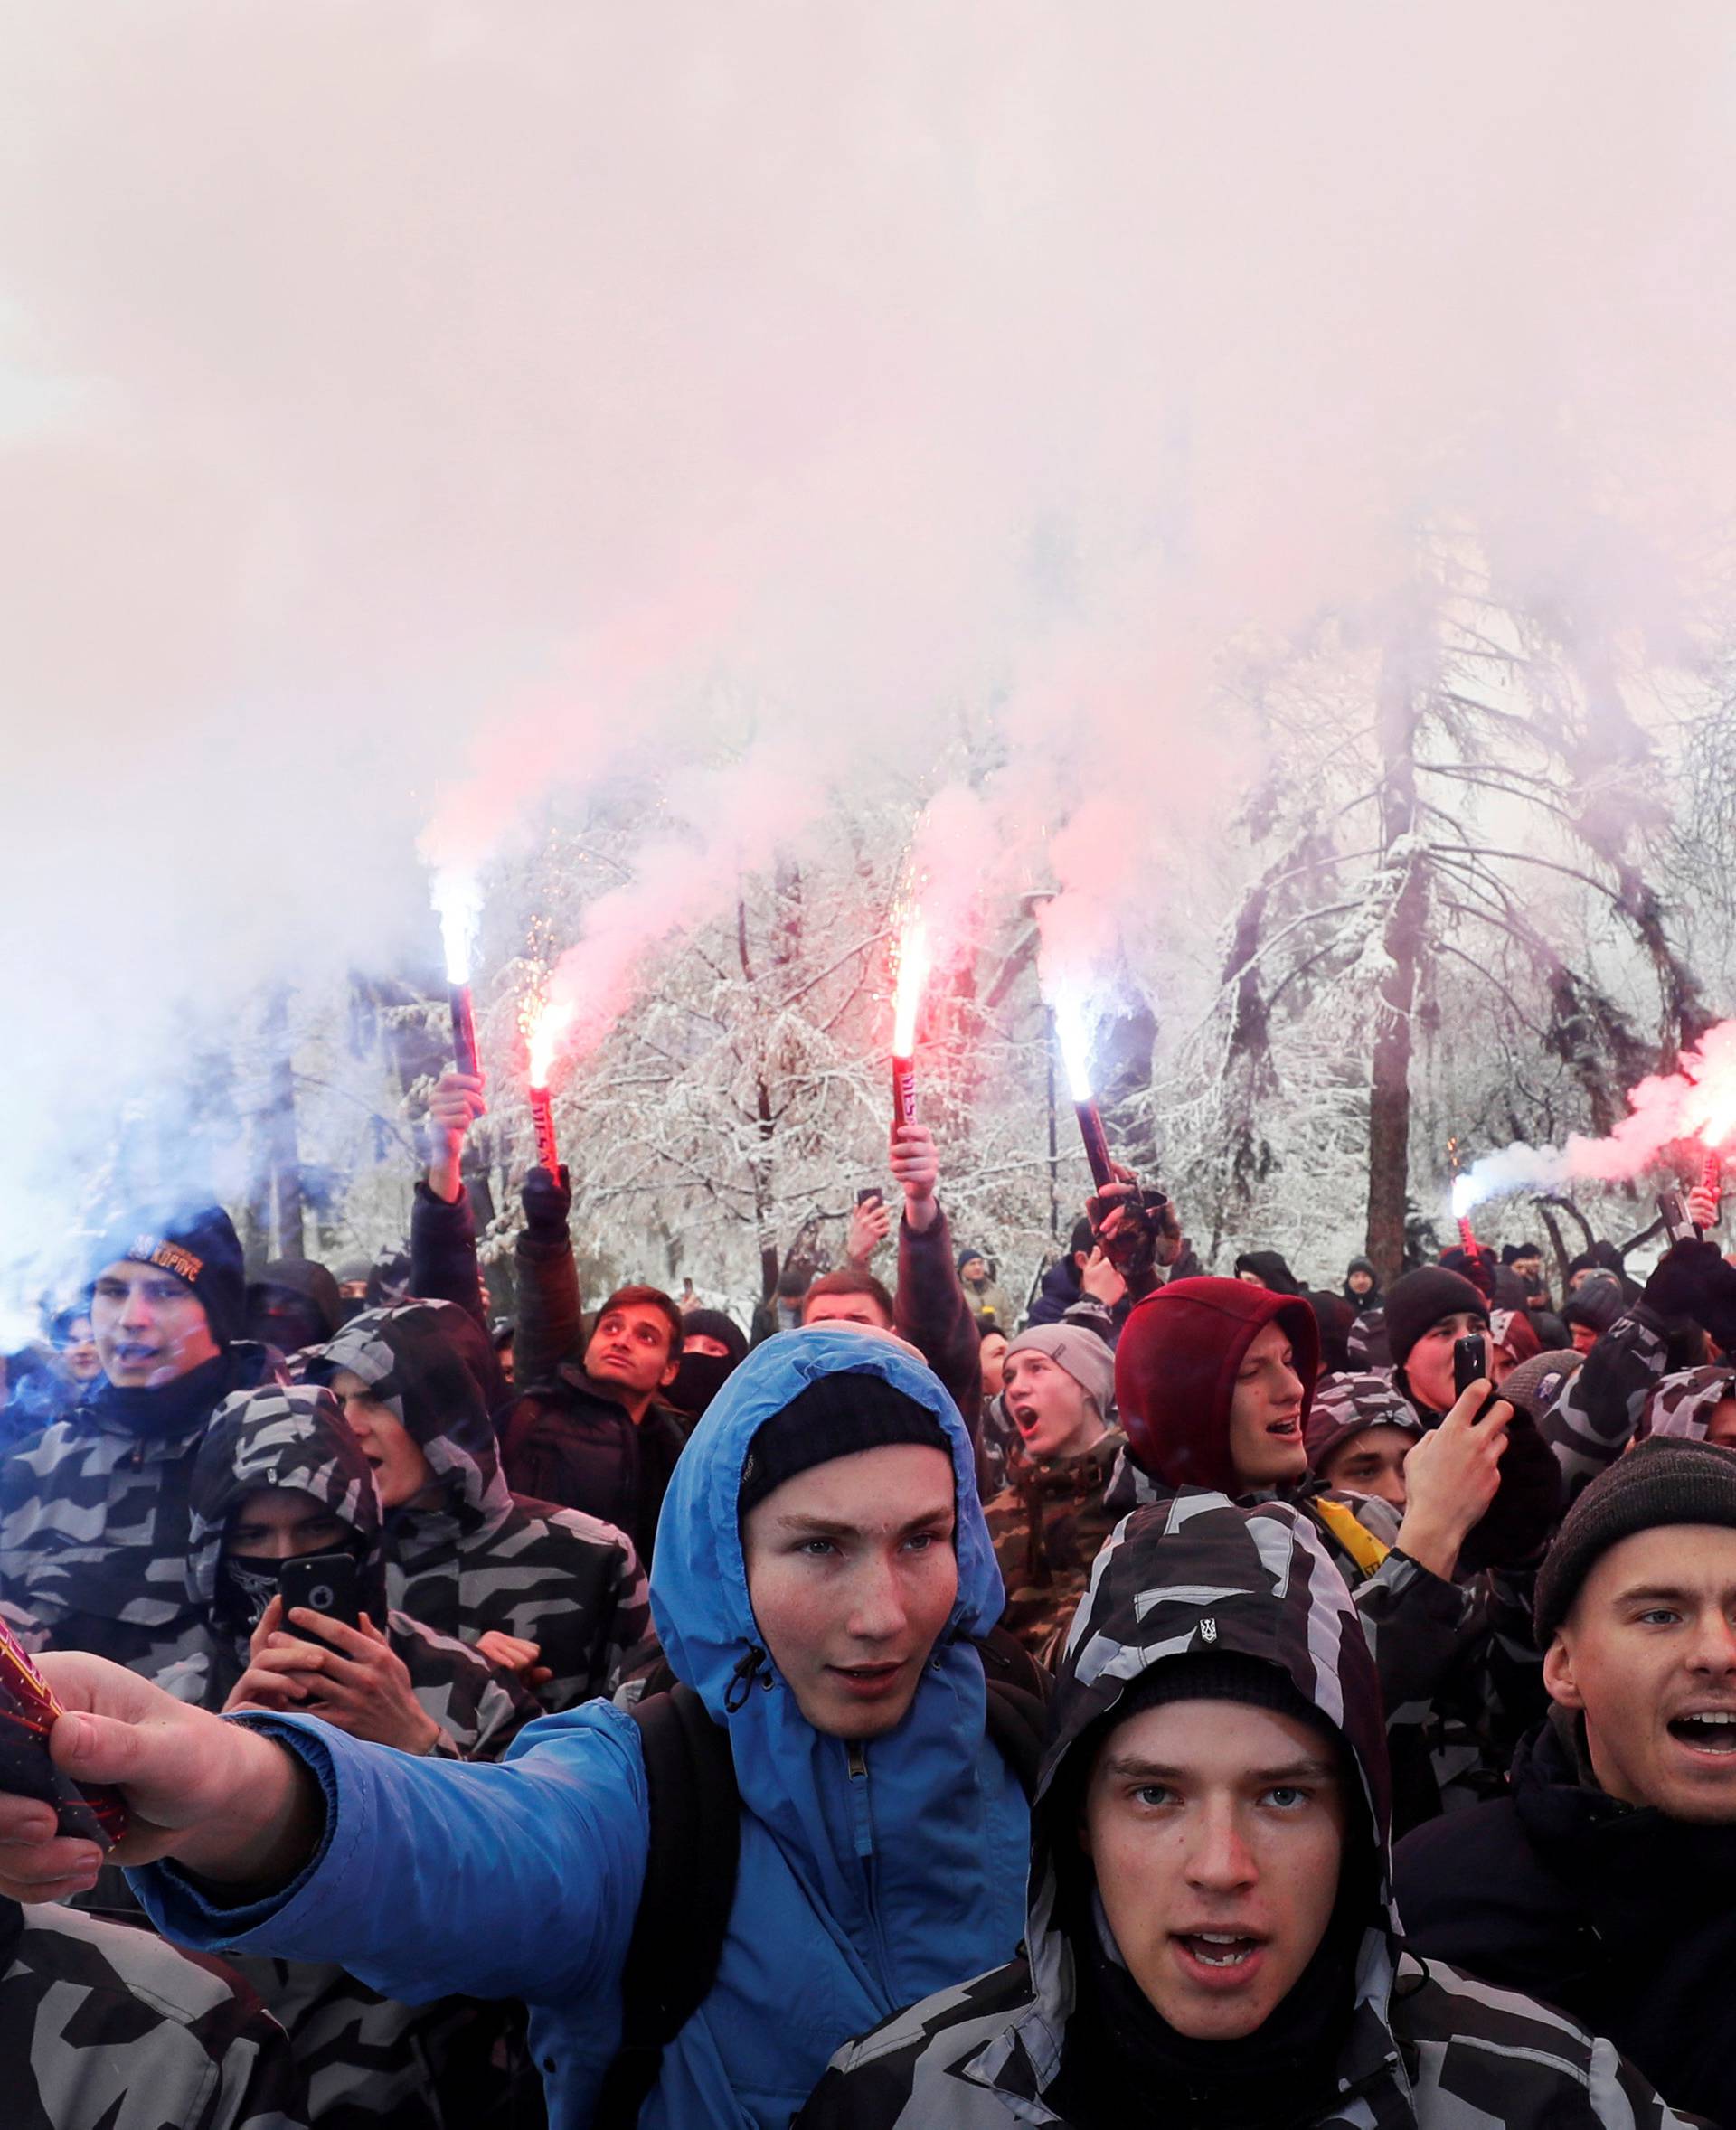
[
  {"xmin": 89, "ymin": 1206, "xmax": 247, "ymax": 1348},
  {"xmin": 738, "ymin": 1372, "xmax": 950, "ymax": 1518},
  {"xmin": 1534, "ymin": 1437, "xmax": 1736, "ymax": 1645},
  {"xmin": 1110, "ymin": 1651, "xmax": 1339, "ymax": 1745},
  {"xmin": 1382, "ymin": 1266, "xmax": 1489, "ymax": 1371}
]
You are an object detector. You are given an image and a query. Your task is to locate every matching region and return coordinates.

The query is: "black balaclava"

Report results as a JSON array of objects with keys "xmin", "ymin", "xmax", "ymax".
[{"xmin": 668, "ymin": 1308, "xmax": 748, "ymax": 1419}]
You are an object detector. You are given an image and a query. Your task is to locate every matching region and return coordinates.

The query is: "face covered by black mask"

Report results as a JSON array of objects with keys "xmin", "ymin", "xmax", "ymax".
[
  {"xmin": 215, "ymin": 1554, "xmax": 285, "ymax": 1641},
  {"xmin": 668, "ymin": 1351, "xmax": 738, "ymax": 1419},
  {"xmin": 214, "ymin": 1534, "xmax": 368, "ymax": 1645}
]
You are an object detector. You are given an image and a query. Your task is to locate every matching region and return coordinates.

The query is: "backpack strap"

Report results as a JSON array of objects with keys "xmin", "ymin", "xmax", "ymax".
[
  {"xmin": 596, "ymin": 1638, "xmax": 1048, "ymax": 2123},
  {"xmin": 591, "ymin": 1684, "xmax": 741, "ymax": 2130}
]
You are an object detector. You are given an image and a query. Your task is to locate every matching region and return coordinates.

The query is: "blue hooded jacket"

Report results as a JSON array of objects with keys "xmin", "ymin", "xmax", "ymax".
[{"xmin": 133, "ymin": 1327, "xmax": 1029, "ymax": 2128}]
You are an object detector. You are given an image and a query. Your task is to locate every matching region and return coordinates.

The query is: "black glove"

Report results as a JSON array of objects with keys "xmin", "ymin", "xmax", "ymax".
[
  {"xmin": 1644, "ymin": 1238, "xmax": 1736, "ymax": 1350},
  {"xmin": 521, "ymin": 1164, "xmax": 572, "ymax": 1239}
]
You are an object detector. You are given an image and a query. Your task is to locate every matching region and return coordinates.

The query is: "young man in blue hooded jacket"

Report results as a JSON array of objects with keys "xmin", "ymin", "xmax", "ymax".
[{"xmin": 0, "ymin": 1327, "xmax": 1029, "ymax": 2130}]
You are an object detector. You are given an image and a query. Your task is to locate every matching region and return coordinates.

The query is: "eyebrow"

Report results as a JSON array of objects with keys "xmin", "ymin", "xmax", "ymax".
[
  {"xmin": 1102, "ymin": 1755, "xmax": 1337, "ymax": 1784},
  {"xmin": 773, "ymin": 1507, "xmax": 955, "ymax": 1540},
  {"xmin": 1610, "ymin": 1582, "xmax": 1733, "ymax": 1608}
]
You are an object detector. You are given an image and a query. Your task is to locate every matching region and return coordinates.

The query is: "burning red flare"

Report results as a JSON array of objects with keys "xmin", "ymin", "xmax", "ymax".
[
  {"xmin": 890, "ymin": 909, "xmax": 929, "ymax": 1126},
  {"xmin": 522, "ymin": 993, "xmax": 574, "ymax": 1173}
]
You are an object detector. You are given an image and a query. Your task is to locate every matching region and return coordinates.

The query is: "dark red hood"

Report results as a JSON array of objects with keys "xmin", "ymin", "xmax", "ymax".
[{"xmin": 1115, "ymin": 1276, "xmax": 1320, "ymax": 1492}]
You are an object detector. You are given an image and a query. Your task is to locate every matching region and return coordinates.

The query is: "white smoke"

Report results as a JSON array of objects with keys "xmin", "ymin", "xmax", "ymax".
[{"xmin": 4, "ymin": 4, "xmax": 1736, "ymax": 1316}]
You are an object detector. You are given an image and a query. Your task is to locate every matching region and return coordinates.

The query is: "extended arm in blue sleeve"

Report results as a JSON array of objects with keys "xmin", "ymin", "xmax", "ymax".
[{"xmin": 130, "ymin": 1701, "xmax": 649, "ymax": 2009}]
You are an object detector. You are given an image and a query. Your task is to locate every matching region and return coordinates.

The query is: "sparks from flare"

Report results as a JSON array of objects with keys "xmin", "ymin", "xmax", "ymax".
[
  {"xmin": 522, "ymin": 990, "xmax": 576, "ymax": 1092},
  {"xmin": 891, "ymin": 909, "xmax": 930, "ymax": 1060},
  {"xmin": 1051, "ymin": 991, "xmax": 1096, "ymax": 1104},
  {"xmin": 431, "ymin": 868, "xmax": 482, "ymax": 986}
]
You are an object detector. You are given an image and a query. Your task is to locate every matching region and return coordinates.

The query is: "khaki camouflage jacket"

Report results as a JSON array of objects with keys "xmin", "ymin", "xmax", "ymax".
[{"xmin": 984, "ymin": 1428, "xmax": 1126, "ymax": 1665}]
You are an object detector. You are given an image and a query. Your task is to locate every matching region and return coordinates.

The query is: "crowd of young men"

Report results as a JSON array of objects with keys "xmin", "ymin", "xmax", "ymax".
[{"xmin": 0, "ymin": 1077, "xmax": 1733, "ymax": 2130}]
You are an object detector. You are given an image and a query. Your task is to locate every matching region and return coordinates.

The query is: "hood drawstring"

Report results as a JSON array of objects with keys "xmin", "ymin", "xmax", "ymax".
[{"xmin": 724, "ymin": 1644, "xmax": 768, "ymax": 1712}]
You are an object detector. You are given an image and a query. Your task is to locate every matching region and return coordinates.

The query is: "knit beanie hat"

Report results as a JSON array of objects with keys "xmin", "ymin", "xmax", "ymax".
[
  {"xmin": 89, "ymin": 1206, "xmax": 247, "ymax": 1348},
  {"xmin": 1108, "ymin": 1650, "xmax": 1339, "ymax": 1746},
  {"xmin": 1562, "ymin": 1272, "xmax": 1627, "ymax": 1339},
  {"xmin": 1496, "ymin": 1349, "xmax": 1582, "ymax": 1425},
  {"xmin": 1116, "ymin": 1277, "xmax": 1319, "ymax": 1493},
  {"xmin": 1305, "ymin": 1373, "xmax": 1423, "ymax": 1474},
  {"xmin": 1382, "ymin": 1267, "xmax": 1489, "ymax": 1371},
  {"xmin": 737, "ymin": 1371, "xmax": 950, "ymax": 1518},
  {"xmin": 1004, "ymin": 1324, "xmax": 1115, "ymax": 1418},
  {"xmin": 1534, "ymin": 1437, "xmax": 1736, "ymax": 1644}
]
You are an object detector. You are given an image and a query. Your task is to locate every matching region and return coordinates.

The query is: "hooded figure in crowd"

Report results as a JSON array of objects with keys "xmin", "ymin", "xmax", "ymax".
[
  {"xmin": 980, "ymin": 1323, "xmax": 1122, "ymax": 1662},
  {"xmin": 244, "ymin": 1260, "xmax": 343, "ymax": 1360},
  {"xmin": 163, "ymin": 1382, "xmax": 535, "ymax": 1758},
  {"xmin": 1304, "ymin": 1373, "xmax": 1425, "ymax": 1512},
  {"xmin": 301, "ymin": 1301, "xmax": 649, "ymax": 1711},
  {"xmin": 131, "ymin": 1330, "xmax": 1030, "ymax": 2129},
  {"xmin": 0, "ymin": 1208, "xmax": 284, "ymax": 1673},
  {"xmin": 1395, "ymin": 1439, "xmax": 1736, "ymax": 2125},
  {"xmin": 797, "ymin": 1494, "xmax": 1688, "ymax": 2130},
  {"xmin": 1113, "ymin": 1277, "xmax": 1505, "ymax": 1831},
  {"xmin": 1233, "ymin": 1249, "xmax": 1305, "ymax": 1296},
  {"xmin": 156, "ymin": 1381, "xmax": 542, "ymax": 2130}
]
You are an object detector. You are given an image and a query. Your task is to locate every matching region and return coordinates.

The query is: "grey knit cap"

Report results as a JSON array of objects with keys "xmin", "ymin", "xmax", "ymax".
[
  {"xmin": 1004, "ymin": 1323, "xmax": 1115, "ymax": 1418},
  {"xmin": 1534, "ymin": 1436, "xmax": 1736, "ymax": 1644},
  {"xmin": 1497, "ymin": 1349, "xmax": 1583, "ymax": 1425}
]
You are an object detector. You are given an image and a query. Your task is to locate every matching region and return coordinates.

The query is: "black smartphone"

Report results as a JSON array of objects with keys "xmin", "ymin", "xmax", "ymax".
[
  {"xmin": 279, "ymin": 1552, "xmax": 363, "ymax": 1645},
  {"xmin": 855, "ymin": 1187, "xmax": 884, "ymax": 1209},
  {"xmin": 1658, "ymin": 1190, "xmax": 1700, "ymax": 1245},
  {"xmin": 1453, "ymin": 1333, "xmax": 1490, "ymax": 1404}
]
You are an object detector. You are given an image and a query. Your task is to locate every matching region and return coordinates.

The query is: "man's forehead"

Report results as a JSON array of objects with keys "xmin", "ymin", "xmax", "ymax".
[{"xmin": 1582, "ymin": 1521, "xmax": 1736, "ymax": 1601}]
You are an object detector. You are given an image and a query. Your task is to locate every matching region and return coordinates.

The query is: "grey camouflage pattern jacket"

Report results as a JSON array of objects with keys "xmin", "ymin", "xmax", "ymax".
[
  {"xmin": 158, "ymin": 1382, "xmax": 542, "ymax": 2130},
  {"xmin": 3, "ymin": 1895, "xmax": 305, "ymax": 2130},
  {"xmin": 301, "ymin": 1301, "xmax": 648, "ymax": 1710},
  {"xmin": 0, "ymin": 1342, "xmax": 284, "ymax": 1675},
  {"xmin": 159, "ymin": 1382, "xmax": 538, "ymax": 1761},
  {"xmin": 797, "ymin": 1494, "xmax": 1693, "ymax": 2130}
]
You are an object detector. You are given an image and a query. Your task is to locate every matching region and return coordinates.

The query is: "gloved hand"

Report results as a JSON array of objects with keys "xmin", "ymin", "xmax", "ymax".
[
  {"xmin": 1645, "ymin": 1238, "xmax": 1736, "ymax": 1348},
  {"xmin": 1439, "ymin": 1244, "xmax": 1497, "ymax": 1304},
  {"xmin": 521, "ymin": 1164, "xmax": 572, "ymax": 1239}
]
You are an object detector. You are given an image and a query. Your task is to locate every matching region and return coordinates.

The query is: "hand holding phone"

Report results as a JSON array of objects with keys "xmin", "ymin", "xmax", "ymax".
[{"xmin": 278, "ymin": 1553, "xmax": 363, "ymax": 1649}]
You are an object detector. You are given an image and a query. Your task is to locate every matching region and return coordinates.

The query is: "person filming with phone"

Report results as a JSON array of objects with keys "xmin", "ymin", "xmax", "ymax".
[{"xmin": 159, "ymin": 1383, "xmax": 536, "ymax": 1762}]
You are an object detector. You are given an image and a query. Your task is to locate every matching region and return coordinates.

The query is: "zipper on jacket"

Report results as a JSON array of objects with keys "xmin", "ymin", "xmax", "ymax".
[{"xmin": 843, "ymin": 1739, "xmax": 897, "ymax": 1999}]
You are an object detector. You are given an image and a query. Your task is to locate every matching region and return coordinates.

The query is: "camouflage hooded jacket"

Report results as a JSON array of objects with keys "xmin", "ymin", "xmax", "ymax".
[
  {"xmin": 160, "ymin": 1382, "xmax": 537, "ymax": 1761},
  {"xmin": 2, "ymin": 1895, "xmax": 306, "ymax": 2130},
  {"xmin": 0, "ymin": 1341, "xmax": 285, "ymax": 1674},
  {"xmin": 301, "ymin": 1301, "xmax": 649, "ymax": 1709},
  {"xmin": 797, "ymin": 1493, "xmax": 1694, "ymax": 2130}
]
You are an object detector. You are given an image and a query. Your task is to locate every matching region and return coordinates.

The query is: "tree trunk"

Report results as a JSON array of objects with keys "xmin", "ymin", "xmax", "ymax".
[{"xmin": 1365, "ymin": 633, "xmax": 1429, "ymax": 1286}]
